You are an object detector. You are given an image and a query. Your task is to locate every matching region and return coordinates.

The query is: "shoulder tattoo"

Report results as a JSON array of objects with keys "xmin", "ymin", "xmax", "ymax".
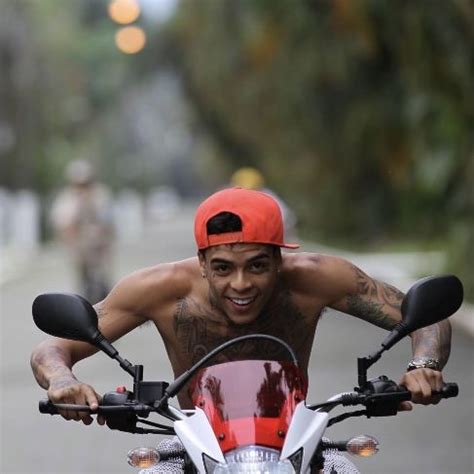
[{"xmin": 345, "ymin": 264, "xmax": 405, "ymax": 330}]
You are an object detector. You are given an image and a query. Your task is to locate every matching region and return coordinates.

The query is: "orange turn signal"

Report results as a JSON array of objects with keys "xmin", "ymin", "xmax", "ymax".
[
  {"xmin": 346, "ymin": 435, "xmax": 379, "ymax": 457},
  {"xmin": 127, "ymin": 447, "xmax": 160, "ymax": 468}
]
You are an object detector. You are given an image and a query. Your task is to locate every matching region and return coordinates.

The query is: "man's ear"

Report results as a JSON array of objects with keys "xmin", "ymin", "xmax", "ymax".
[
  {"xmin": 198, "ymin": 250, "xmax": 206, "ymax": 268},
  {"xmin": 198, "ymin": 251, "xmax": 208, "ymax": 279}
]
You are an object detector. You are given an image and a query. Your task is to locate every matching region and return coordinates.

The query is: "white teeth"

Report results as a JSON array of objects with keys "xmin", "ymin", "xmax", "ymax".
[{"xmin": 230, "ymin": 297, "xmax": 254, "ymax": 306}]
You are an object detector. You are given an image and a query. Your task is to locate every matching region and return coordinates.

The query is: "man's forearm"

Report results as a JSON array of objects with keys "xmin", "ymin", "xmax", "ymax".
[
  {"xmin": 30, "ymin": 341, "xmax": 76, "ymax": 389},
  {"xmin": 410, "ymin": 319, "xmax": 452, "ymax": 369}
]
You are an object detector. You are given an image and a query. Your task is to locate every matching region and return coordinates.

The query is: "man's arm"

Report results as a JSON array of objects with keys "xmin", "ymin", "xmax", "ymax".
[
  {"xmin": 326, "ymin": 258, "xmax": 451, "ymax": 405},
  {"xmin": 30, "ymin": 337, "xmax": 102, "ymax": 424},
  {"xmin": 31, "ymin": 262, "xmax": 187, "ymax": 422},
  {"xmin": 30, "ymin": 270, "xmax": 155, "ymax": 424},
  {"xmin": 410, "ymin": 321, "xmax": 451, "ymax": 369},
  {"xmin": 30, "ymin": 296, "xmax": 148, "ymax": 424}
]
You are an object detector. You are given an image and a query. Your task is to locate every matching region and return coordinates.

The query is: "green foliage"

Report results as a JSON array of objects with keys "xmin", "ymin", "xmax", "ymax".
[{"xmin": 0, "ymin": 0, "xmax": 140, "ymax": 192}]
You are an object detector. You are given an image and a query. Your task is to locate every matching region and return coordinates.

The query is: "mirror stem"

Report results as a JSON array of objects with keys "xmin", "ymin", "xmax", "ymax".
[
  {"xmin": 357, "ymin": 322, "xmax": 408, "ymax": 390},
  {"xmin": 357, "ymin": 349, "xmax": 383, "ymax": 390},
  {"xmin": 94, "ymin": 334, "xmax": 136, "ymax": 377},
  {"xmin": 133, "ymin": 365, "xmax": 144, "ymax": 396},
  {"xmin": 380, "ymin": 321, "xmax": 408, "ymax": 352},
  {"xmin": 117, "ymin": 355, "xmax": 136, "ymax": 377}
]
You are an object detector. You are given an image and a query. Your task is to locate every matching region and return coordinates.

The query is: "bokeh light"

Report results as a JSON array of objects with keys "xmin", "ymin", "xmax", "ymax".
[
  {"xmin": 108, "ymin": 0, "xmax": 141, "ymax": 24},
  {"xmin": 115, "ymin": 26, "xmax": 146, "ymax": 54}
]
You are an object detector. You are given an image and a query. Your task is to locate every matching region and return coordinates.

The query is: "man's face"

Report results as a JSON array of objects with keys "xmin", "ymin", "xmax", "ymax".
[{"xmin": 199, "ymin": 243, "xmax": 281, "ymax": 325}]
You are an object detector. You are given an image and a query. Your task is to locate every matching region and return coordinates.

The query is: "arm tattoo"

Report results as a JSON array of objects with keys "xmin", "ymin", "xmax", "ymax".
[
  {"xmin": 31, "ymin": 344, "xmax": 74, "ymax": 389},
  {"xmin": 345, "ymin": 264, "xmax": 405, "ymax": 330},
  {"xmin": 48, "ymin": 374, "xmax": 78, "ymax": 390},
  {"xmin": 346, "ymin": 295, "xmax": 397, "ymax": 329},
  {"xmin": 411, "ymin": 319, "xmax": 451, "ymax": 368},
  {"xmin": 347, "ymin": 264, "xmax": 451, "ymax": 366}
]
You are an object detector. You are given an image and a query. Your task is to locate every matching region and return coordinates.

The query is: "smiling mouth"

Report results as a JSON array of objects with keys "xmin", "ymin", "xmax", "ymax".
[{"xmin": 227, "ymin": 296, "xmax": 256, "ymax": 307}]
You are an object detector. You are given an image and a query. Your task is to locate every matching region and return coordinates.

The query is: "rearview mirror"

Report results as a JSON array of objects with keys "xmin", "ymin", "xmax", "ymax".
[
  {"xmin": 32, "ymin": 293, "xmax": 100, "ymax": 343},
  {"xmin": 33, "ymin": 293, "xmax": 136, "ymax": 377},
  {"xmin": 382, "ymin": 274, "xmax": 463, "ymax": 351},
  {"xmin": 401, "ymin": 274, "xmax": 464, "ymax": 332}
]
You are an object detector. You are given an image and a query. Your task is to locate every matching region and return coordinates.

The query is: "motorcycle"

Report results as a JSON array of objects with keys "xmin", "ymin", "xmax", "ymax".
[{"xmin": 32, "ymin": 274, "xmax": 463, "ymax": 473}]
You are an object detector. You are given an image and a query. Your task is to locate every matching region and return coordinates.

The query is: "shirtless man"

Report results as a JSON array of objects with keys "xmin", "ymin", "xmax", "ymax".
[{"xmin": 31, "ymin": 187, "xmax": 450, "ymax": 424}]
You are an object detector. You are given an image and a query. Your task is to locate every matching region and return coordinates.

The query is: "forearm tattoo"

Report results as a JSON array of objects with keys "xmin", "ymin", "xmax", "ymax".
[
  {"xmin": 345, "ymin": 264, "xmax": 405, "ymax": 330},
  {"xmin": 31, "ymin": 344, "xmax": 74, "ymax": 389},
  {"xmin": 411, "ymin": 319, "xmax": 451, "ymax": 368}
]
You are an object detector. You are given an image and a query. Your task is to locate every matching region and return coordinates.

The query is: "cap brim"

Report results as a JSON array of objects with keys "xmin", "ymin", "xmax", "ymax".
[{"xmin": 279, "ymin": 243, "xmax": 299, "ymax": 249}]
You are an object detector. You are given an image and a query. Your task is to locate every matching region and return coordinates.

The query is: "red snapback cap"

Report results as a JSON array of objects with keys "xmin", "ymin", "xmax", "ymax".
[{"xmin": 194, "ymin": 187, "xmax": 299, "ymax": 250}]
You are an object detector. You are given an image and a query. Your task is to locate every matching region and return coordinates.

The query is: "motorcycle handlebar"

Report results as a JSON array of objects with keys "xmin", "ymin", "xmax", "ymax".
[
  {"xmin": 432, "ymin": 382, "xmax": 458, "ymax": 398},
  {"xmin": 365, "ymin": 381, "xmax": 459, "ymax": 403},
  {"xmin": 40, "ymin": 400, "xmax": 75, "ymax": 414},
  {"xmin": 38, "ymin": 399, "xmax": 153, "ymax": 415},
  {"xmin": 40, "ymin": 383, "xmax": 458, "ymax": 416}
]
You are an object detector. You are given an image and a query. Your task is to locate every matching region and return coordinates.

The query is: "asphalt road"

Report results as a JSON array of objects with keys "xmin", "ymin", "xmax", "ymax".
[{"xmin": 1, "ymin": 206, "xmax": 473, "ymax": 474}]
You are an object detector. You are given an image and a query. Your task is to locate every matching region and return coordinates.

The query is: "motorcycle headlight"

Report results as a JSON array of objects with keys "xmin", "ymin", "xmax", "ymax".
[{"xmin": 210, "ymin": 446, "xmax": 295, "ymax": 474}]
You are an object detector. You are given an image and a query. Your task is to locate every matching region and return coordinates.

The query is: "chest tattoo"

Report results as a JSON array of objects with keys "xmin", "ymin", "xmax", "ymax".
[{"xmin": 173, "ymin": 292, "xmax": 318, "ymax": 366}]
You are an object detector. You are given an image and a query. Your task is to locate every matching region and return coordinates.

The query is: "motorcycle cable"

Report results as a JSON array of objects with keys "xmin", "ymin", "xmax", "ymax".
[
  {"xmin": 327, "ymin": 410, "xmax": 367, "ymax": 427},
  {"xmin": 133, "ymin": 418, "xmax": 175, "ymax": 435}
]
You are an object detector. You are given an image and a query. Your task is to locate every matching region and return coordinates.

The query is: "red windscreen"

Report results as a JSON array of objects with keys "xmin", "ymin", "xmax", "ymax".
[{"xmin": 189, "ymin": 360, "xmax": 307, "ymax": 453}]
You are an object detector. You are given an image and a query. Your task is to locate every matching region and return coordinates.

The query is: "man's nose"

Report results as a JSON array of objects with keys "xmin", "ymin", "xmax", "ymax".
[{"xmin": 230, "ymin": 271, "xmax": 252, "ymax": 292}]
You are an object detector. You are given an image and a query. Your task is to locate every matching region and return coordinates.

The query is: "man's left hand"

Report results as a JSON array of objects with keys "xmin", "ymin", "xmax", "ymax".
[{"xmin": 399, "ymin": 368, "xmax": 444, "ymax": 409}]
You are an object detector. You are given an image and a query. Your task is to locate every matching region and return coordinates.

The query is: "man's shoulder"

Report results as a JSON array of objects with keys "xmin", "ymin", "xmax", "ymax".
[
  {"xmin": 110, "ymin": 257, "xmax": 200, "ymax": 309},
  {"xmin": 282, "ymin": 251, "xmax": 345, "ymax": 272},
  {"xmin": 281, "ymin": 251, "xmax": 354, "ymax": 295},
  {"xmin": 131, "ymin": 257, "xmax": 199, "ymax": 288}
]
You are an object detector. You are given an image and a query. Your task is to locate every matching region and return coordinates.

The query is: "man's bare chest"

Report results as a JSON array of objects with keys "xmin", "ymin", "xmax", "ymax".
[{"xmin": 170, "ymin": 292, "xmax": 321, "ymax": 368}]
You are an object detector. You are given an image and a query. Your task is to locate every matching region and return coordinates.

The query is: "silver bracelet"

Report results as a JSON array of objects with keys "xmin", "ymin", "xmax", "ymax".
[{"xmin": 407, "ymin": 357, "xmax": 441, "ymax": 372}]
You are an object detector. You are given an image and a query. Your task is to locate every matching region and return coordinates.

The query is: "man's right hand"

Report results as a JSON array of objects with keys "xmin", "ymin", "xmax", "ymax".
[{"xmin": 47, "ymin": 377, "xmax": 103, "ymax": 425}]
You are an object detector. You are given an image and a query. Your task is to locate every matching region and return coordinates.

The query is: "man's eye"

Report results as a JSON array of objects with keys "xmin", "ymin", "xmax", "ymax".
[
  {"xmin": 250, "ymin": 261, "xmax": 268, "ymax": 272},
  {"xmin": 213, "ymin": 264, "xmax": 230, "ymax": 274}
]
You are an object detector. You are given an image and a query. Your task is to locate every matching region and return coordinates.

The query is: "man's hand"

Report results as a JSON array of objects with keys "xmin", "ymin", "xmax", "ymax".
[
  {"xmin": 47, "ymin": 376, "xmax": 104, "ymax": 425},
  {"xmin": 399, "ymin": 368, "xmax": 444, "ymax": 410}
]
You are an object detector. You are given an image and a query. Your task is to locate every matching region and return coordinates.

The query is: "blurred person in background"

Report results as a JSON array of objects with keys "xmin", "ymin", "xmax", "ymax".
[
  {"xmin": 230, "ymin": 166, "xmax": 298, "ymax": 242},
  {"xmin": 50, "ymin": 160, "xmax": 115, "ymax": 304}
]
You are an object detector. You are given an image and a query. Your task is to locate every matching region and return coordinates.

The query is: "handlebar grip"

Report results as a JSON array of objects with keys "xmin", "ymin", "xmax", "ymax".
[
  {"xmin": 39, "ymin": 399, "xmax": 59, "ymax": 414},
  {"xmin": 433, "ymin": 383, "xmax": 459, "ymax": 398},
  {"xmin": 39, "ymin": 400, "xmax": 92, "ymax": 414}
]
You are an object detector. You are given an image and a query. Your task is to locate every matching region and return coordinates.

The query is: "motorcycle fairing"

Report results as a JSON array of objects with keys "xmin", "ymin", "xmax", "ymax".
[
  {"xmin": 189, "ymin": 360, "xmax": 308, "ymax": 454},
  {"xmin": 174, "ymin": 407, "xmax": 226, "ymax": 472},
  {"xmin": 280, "ymin": 403, "xmax": 329, "ymax": 473}
]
